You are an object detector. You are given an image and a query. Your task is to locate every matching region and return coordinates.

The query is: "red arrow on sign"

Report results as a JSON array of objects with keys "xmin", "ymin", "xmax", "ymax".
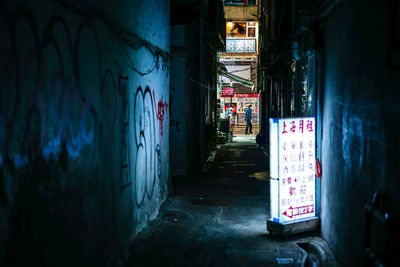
[
  {"xmin": 283, "ymin": 206, "xmax": 294, "ymax": 218},
  {"xmin": 283, "ymin": 205, "xmax": 314, "ymax": 219}
]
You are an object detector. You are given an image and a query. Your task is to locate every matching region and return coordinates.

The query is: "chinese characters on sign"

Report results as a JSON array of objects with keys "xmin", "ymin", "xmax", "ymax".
[
  {"xmin": 226, "ymin": 39, "xmax": 256, "ymax": 52},
  {"xmin": 222, "ymin": 87, "xmax": 234, "ymax": 96},
  {"xmin": 269, "ymin": 117, "xmax": 316, "ymax": 223}
]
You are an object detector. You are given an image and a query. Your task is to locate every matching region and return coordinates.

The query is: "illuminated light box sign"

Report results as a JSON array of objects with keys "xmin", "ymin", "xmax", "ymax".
[
  {"xmin": 226, "ymin": 39, "xmax": 256, "ymax": 53},
  {"xmin": 222, "ymin": 87, "xmax": 234, "ymax": 96},
  {"xmin": 268, "ymin": 117, "xmax": 319, "ymax": 234}
]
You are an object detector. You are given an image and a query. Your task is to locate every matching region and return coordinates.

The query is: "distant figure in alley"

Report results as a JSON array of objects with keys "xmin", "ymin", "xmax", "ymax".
[{"xmin": 245, "ymin": 105, "xmax": 253, "ymax": 135}]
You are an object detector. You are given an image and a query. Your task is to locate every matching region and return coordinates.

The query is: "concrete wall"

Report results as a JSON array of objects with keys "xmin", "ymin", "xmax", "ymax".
[
  {"xmin": 0, "ymin": 0, "xmax": 169, "ymax": 265},
  {"xmin": 320, "ymin": 0, "xmax": 400, "ymax": 265}
]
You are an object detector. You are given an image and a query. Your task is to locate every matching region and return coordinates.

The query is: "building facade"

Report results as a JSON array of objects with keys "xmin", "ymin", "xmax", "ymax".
[
  {"xmin": 218, "ymin": 0, "xmax": 260, "ymax": 133},
  {"xmin": 258, "ymin": 0, "xmax": 400, "ymax": 266}
]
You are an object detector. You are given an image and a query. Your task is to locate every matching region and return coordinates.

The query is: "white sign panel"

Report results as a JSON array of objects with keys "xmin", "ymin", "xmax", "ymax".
[
  {"xmin": 269, "ymin": 117, "xmax": 316, "ymax": 223},
  {"xmin": 226, "ymin": 39, "xmax": 256, "ymax": 52}
]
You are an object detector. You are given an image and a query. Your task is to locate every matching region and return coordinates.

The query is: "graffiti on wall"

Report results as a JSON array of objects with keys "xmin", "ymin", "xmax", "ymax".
[
  {"xmin": 133, "ymin": 87, "xmax": 162, "ymax": 207},
  {"xmin": 0, "ymin": 8, "xmax": 168, "ymax": 209},
  {"xmin": 0, "ymin": 13, "xmax": 103, "ymax": 170},
  {"xmin": 0, "ymin": 4, "xmax": 170, "ymax": 264},
  {"xmin": 154, "ymin": 91, "xmax": 169, "ymax": 140}
]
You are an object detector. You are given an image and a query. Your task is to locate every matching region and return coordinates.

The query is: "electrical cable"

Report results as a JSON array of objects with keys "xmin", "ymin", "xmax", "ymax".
[{"xmin": 58, "ymin": 0, "xmax": 171, "ymax": 76}]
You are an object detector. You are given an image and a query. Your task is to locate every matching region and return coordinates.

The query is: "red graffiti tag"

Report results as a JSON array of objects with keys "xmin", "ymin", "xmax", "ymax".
[{"xmin": 153, "ymin": 92, "xmax": 168, "ymax": 137}]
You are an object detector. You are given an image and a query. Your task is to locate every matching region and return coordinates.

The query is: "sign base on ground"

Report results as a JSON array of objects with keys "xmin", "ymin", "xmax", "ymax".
[{"xmin": 267, "ymin": 216, "xmax": 319, "ymax": 235}]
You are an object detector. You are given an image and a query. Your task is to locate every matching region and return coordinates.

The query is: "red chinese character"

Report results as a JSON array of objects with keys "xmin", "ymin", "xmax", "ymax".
[
  {"xmin": 287, "ymin": 208, "xmax": 293, "ymax": 217},
  {"xmin": 290, "ymin": 121, "xmax": 296, "ymax": 133},
  {"xmin": 282, "ymin": 122, "xmax": 288, "ymax": 134},
  {"xmin": 299, "ymin": 120, "xmax": 304, "ymax": 133},
  {"xmin": 293, "ymin": 207, "xmax": 299, "ymax": 215},
  {"xmin": 306, "ymin": 120, "xmax": 313, "ymax": 132},
  {"xmin": 287, "ymin": 177, "xmax": 292, "ymax": 184}
]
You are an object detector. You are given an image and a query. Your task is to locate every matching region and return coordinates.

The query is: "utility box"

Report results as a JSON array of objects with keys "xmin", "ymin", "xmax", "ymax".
[{"xmin": 267, "ymin": 117, "xmax": 319, "ymax": 235}]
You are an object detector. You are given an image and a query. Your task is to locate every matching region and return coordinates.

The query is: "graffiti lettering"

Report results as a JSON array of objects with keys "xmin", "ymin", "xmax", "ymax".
[
  {"xmin": 134, "ymin": 87, "xmax": 161, "ymax": 207},
  {"xmin": 153, "ymin": 92, "xmax": 168, "ymax": 139}
]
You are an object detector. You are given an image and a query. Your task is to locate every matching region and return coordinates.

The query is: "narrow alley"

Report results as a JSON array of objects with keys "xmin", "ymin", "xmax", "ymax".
[
  {"xmin": 1, "ymin": 0, "xmax": 400, "ymax": 266},
  {"xmin": 126, "ymin": 137, "xmax": 335, "ymax": 267}
]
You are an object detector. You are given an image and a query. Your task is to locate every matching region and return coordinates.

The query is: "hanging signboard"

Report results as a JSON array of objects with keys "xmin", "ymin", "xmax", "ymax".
[
  {"xmin": 226, "ymin": 39, "xmax": 256, "ymax": 53},
  {"xmin": 222, "ymin": 87, "xmax": 234, "ymax": 96},
  {"xmin": 268, "ymin": 117, "xmax": 319, "ymax": 234}
]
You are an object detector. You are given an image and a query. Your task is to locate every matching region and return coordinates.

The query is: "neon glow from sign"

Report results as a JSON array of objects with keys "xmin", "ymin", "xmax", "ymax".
[{"xmin": 269, "ymin": 117, "xmax": 316, "ymax": 223}]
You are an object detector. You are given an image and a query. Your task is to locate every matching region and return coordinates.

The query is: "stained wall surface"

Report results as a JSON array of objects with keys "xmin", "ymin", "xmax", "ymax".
[
  {"xmin": 0, "ymin": 0, "xmax": 170, "ymax": 265},
  {"xmin": 320, "ymin": 0, "xmax": 400, "ymax": 266}
]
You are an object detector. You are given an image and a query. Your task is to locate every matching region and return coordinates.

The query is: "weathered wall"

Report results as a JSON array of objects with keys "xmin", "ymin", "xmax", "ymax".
[
  {"xmin": 320, "ymin": 0, "xmax": 400, "ymax": 266},
  {"xmin": 0, "ymin": 0, "xmax": 169, "ymax": 265}
]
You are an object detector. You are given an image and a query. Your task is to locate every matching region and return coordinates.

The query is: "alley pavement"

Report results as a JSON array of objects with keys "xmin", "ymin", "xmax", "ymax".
[{"xmin": 125, "ymin": 136, "xmax": 337, "ymax": 267}]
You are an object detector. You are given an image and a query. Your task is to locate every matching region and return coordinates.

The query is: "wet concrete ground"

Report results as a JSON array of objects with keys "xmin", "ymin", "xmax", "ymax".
[{"xmin": 125, "ymin": 136, "xmax": 337, "ymax": 267}]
